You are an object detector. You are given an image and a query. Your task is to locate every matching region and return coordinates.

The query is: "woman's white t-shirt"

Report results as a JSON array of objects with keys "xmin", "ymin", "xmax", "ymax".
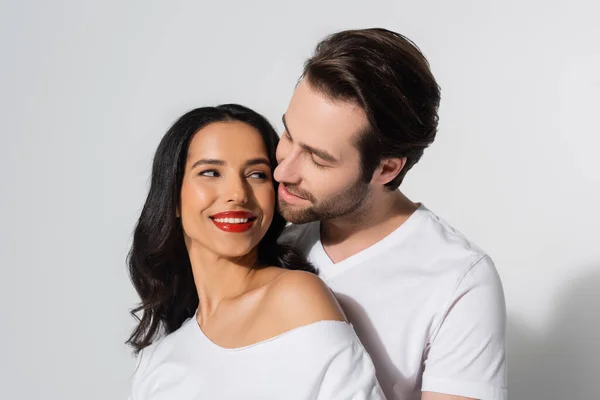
[{"xmin": 129, "ymin": 313, "xmax": 385, "ymax": 400}]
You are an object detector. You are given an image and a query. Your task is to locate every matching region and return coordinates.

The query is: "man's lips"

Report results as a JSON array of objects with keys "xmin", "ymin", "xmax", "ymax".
[{"xmin": 278, "ymin": 184, "xmax": 310, "ymax": 204}]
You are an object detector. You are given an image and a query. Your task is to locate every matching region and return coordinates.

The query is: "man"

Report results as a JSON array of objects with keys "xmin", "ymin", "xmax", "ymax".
[{"xmin": 276, "ymin": 28, "xmax": 506, "ymax": 400}]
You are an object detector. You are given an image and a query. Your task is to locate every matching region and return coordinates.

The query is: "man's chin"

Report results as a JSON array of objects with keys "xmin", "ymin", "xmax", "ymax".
[{"xmin": 278, "ymin": 201, "xmax": 318, "ymax": 225}]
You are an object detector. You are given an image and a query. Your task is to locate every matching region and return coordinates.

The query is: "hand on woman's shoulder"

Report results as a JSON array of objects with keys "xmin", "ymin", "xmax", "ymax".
[{"xmin": 261, "ymin": 270, "xmax": 346, "ymax": 330}]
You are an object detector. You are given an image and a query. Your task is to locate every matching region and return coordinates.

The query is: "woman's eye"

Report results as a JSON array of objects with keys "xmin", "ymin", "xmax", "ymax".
[
  {"xmin": 199, "ymin": 170, "xmax": 219, "ymax": 177},
  {"xmin": 248, "ymin": 171, "xmax": 268, "ymax": 180}
]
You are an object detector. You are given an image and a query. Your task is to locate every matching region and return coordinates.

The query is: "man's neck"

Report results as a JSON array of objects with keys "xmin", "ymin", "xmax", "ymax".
[{"xmin": 320, "ymin": 190, "xmax": 419, "ymax": 264}]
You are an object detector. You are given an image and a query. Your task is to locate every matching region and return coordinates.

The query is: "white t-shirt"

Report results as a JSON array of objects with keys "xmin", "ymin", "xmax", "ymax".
[
  {"xmin": 129, "ymin": 312, "xmax": 386, "ymax": 400},
  {"xmin": 280, "ymin": 205, "xmax": 507, "ymax": 400}
]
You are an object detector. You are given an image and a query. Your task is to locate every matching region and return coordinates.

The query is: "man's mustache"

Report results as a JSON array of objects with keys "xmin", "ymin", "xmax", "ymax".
[{"xmin": 280, "ymin": 183, "xmax": 314, "ymax": 202}]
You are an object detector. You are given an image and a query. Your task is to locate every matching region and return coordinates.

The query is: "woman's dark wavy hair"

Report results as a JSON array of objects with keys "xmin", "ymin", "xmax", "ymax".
[{"xmin": 126, "ymin": 104, "xmax": 315, "ymax": 353}]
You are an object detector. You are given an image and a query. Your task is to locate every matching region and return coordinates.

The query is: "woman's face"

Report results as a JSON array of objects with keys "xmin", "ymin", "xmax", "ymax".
[{"xmin": 179, "ymin": 121, "xmax": 275, "ymax": 259}]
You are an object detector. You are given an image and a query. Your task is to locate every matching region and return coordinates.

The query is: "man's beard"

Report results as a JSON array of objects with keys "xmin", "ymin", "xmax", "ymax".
[{"xmin": 278, "ymin": 178, "xmax": 371, "ymax": 225}]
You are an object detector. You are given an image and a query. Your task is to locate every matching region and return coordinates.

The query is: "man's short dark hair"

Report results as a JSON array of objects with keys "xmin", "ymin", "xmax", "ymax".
[{"xmin": 302, "ymin": 28, "xmax": 441, "ymax": 189}]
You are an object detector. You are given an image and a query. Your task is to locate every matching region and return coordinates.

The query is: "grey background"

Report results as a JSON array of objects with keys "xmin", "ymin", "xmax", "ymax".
[{"xmin": 1, "ymin": 0, "xmax": 598, "ymax": 399}]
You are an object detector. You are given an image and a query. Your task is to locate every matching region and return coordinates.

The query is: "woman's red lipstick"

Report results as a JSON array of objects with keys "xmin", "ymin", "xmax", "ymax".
[{"xmin": 210, "ymin": 211, "xmax": 257, "ymax": 233}]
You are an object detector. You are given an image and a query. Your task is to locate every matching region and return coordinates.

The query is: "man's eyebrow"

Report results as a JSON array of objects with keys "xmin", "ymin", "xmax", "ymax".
[
  {"xmin": 281, "ymin": 114, "xmax": 338, "ymax": 163},
  {"xmin": 191, "ymin": 159, "xmax": 224, "ymax": 169}
]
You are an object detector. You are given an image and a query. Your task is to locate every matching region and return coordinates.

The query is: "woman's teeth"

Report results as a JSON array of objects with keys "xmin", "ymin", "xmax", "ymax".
[{"xmin": 213, "ymin": 218, "xmax": 250, "ymax": 224}]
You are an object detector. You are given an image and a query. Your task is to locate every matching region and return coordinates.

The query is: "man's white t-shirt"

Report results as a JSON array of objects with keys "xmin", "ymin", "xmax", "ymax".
[
  {"xmin": 129, "ymin": 312, "xmax": 385, "ymax": 399},
  {"xmin": 280, "ymin": 205, "xmax": 507, "ymax": 400}
]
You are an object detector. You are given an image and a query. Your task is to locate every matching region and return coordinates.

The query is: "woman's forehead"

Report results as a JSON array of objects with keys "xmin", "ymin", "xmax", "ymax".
[{"xmin": 187, "ymin": 121, "xmax": 269, "ymax": 162}]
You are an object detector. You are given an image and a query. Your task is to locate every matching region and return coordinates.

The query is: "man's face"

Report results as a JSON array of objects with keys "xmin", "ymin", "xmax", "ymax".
[{"xmin": 274, "ymin": 79, "xmax": 372, "ymax": 224}]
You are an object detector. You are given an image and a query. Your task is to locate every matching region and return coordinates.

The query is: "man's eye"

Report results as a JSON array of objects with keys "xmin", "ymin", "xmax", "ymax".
[
  {"xmin": 311, "ymin": 158, "xmax": 327, "ymax": 169},
  {"xmin": 199, "ymin": 170, "xmax": 219, "ymax": 177}
]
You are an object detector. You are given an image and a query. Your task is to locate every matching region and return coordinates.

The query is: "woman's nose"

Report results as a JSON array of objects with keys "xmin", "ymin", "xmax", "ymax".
[{"xmin": 226, "ymin": 177, "xmax": 248, "ymax": 204}]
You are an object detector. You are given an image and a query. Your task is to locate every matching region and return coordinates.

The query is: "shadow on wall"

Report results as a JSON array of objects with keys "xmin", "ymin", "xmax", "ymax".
[{"xmin": 508, "ymin": 266, "xmax": 600, "ymax": 399}]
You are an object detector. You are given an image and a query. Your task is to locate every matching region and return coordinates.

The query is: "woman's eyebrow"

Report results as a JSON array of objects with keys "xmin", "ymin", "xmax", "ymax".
[
  {"xmin": 191, "ymin": 159, "xmax": 225, "ymax": 169},
  {"xmin": 190, "ymin": 158, "xmax": 270, "ymax": 169},
  {"xmin": 244, "ymin": 158, "xmax": 271, "ymax": 167}
]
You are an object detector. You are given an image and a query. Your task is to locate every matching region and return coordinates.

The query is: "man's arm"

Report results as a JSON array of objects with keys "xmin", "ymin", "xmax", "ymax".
[{"xmin": 420, "ymin": 255, "xmax": 507, "ymax": 400}]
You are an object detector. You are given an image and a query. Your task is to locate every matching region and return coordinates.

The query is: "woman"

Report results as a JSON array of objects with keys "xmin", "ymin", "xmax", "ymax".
[{"xmin": 127, "ymin": 104, "xmax": 385, "ymax": 399}]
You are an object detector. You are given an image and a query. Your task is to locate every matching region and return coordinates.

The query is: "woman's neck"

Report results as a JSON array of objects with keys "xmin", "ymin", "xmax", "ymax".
[{"xmin": 186, "ymin": 244, "xmax": 259, "ymax": 320}]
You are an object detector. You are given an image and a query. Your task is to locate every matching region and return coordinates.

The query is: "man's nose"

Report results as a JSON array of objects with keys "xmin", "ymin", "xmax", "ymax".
[{"xmin": 274, "ymin": 151, "xmax": 301, "ymax": 184}]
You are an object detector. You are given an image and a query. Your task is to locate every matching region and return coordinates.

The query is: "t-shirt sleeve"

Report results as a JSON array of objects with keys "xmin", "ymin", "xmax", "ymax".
[
  {"xmin": 421, "ymin": 255, "xmax": 507, "ymax": 400},
  {"xmin": 316, "ymin": 340, "xmax": 387, "ymax": 400},
  {"xmin": 128, "ymin": 345, "xmax": 155, "ymax": 400},
  {"xmin": 128, "ymin": 351, "xmax": 144, "ymax": 400}
]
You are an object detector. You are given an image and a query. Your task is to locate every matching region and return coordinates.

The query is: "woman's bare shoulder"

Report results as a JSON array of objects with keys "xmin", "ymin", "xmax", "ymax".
[{"xmin": 260, "ymin": 269, "xmax": 346, "ymax": 328}]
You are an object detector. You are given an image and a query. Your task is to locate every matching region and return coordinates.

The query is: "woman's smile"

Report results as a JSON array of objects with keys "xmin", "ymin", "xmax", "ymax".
[{"xmin": 210, "ymin": 210, "xmax": 258, "ymax": 233}]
